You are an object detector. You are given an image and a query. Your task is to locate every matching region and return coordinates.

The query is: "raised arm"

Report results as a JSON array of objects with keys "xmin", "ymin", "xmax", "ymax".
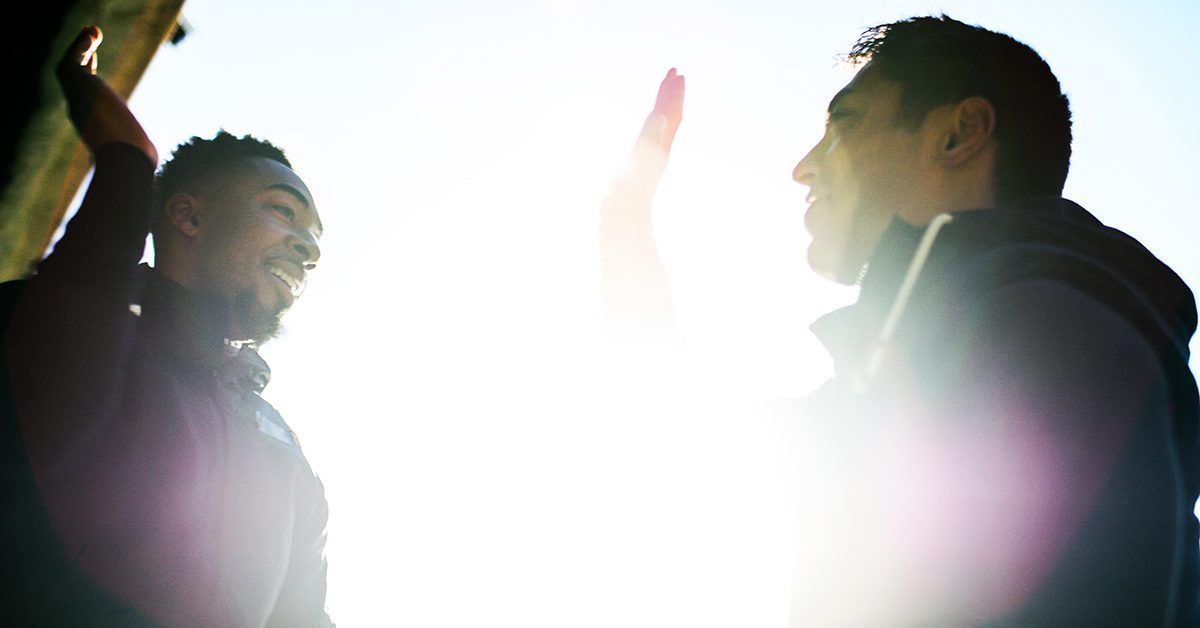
[
  {"xmin": 40, "ymin": 26, "xmax": 159, "ymax": 283},
  {"xmin": 600, "ymin": 69, "xmax": 685, "ymax": 347},
  {"xmin": 7, "ymin": 27, "xmax": 158, "ymax": 470}
]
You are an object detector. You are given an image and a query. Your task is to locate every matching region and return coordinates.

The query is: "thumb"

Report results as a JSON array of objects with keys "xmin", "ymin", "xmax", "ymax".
[{"xmin": 639, "ymin": 113, "xmax": 668, "ymax": 148}]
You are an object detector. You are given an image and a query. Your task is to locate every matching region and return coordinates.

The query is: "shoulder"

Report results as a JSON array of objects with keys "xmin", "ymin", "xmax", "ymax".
[
  {"xmin": 918, "ymin": 239, "xmax": 1162, "ymax": 355},
  {"xmin": 94, "ymin": 141, "xmax": 157, "ymax": 174},
  {"xmin": 252, "ymin": 398, "xmax": 306, "ymax": 455},
  {"xmin": 897, "ymin": 231, "xmax": 1172, "ymax": 394},
  {"xmin": 965, "ymin": 279, "xmax": 1152, "ymax": 357},
  {"xmin": 915, "ymin": 277, "xmax": 1167, "ymax": 412}
]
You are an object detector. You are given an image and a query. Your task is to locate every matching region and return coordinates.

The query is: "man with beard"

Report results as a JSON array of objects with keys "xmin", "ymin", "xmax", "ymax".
[
  {"xmin": 2, "ymin": 27, "xmax": 332, "ymax": 625},
  {"xmin": 604, "ymin": 16, "xmax": 1199, "ymax": 626}
]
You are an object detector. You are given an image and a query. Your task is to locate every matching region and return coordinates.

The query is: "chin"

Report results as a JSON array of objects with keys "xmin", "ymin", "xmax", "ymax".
[
  {"xmin": 807, "ymin": 243, "xmax": 856, "ymax": 285},
  {"xmin": 233, "ymin": 290, "xmax": 288, "ymax": 343}
]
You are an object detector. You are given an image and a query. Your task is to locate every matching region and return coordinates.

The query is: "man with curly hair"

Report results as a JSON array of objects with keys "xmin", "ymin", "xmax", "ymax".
[
  {"xmin": 606, "ymin": 15, "xmax": 1198, "ymax": 626},
  {"xmin": 2, "ymin": 27, "xmax": 332, "ymax": 625}
]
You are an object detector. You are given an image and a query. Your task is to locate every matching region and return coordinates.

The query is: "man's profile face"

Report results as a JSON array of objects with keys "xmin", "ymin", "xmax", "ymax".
[
  {"xmin": 193, "ymin": 157, "xmax": 322, "ymax": 341},
  {"xmin": 792, "ymin": 63, "xmax": 927, "ymax": 284}
]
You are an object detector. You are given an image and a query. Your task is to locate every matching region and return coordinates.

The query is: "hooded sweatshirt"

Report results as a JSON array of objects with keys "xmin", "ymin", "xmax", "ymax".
[{"xmin": 803, "ymin": 197, "xmax": 1198, "ymax": 626}]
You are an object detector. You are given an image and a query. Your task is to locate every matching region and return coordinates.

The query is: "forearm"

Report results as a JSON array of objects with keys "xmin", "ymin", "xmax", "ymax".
[
  {"xmin": 61, "ymin": 74, "xmax": 157, "ymax": 163},
  {"xmin": 599, "ymin": 202, "xmax": 679, "ymax": 344}
]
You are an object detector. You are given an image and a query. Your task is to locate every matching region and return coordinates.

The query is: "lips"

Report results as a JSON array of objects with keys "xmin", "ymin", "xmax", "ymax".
[
  {"xmin": 803, "ymin": 191, "xmax": 826, "ymax": 234},
  {"xmin": 266, "ymin": 262, "xmax": 305, "ymax": 297}
]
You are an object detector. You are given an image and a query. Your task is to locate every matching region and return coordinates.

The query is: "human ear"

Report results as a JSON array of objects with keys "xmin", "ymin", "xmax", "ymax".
[
  {"xmin": 164, "ymin": 193, "xmax": 202, "ymax": 238},
  {"xmin": 941, "ymin": 97, "xmax": 996, "ymax": 166}
]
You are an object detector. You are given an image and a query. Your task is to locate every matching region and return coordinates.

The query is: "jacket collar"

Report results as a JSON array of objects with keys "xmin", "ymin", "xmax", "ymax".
[
  {"xmin": 810, "ymin": 215, "xmax": 924, "ymax": 374},
  {"xmin": 140, "ymin": 265, "xmax": 272, "ymax": 393},
  {"xmin": 808, "ymin": 196, "xmax": 1145, "ymax": 374}
]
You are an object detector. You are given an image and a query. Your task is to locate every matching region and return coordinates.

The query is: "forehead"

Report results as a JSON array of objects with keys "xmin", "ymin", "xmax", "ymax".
[
  {"xmin": 220, "ymin": 157, "xmax": 323, "ymax": 235},
  {"xmin": 224, "ymin": 157, "xmax": 313, "ymax": 201},
  {"xmin": 827, "ymin": 62, "xmax": 903, "ymax": 112}
]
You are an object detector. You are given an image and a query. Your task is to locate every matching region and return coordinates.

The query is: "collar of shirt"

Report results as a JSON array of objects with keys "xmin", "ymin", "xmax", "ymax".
[{"xmin": 138, "ymin": 265, "xmax": 272, "ymax": 393}]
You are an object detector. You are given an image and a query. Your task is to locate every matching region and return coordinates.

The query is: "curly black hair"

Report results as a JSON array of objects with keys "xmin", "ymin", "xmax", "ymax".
[
  {"xmin": 846, "ymin": 15, "xmax": 1072, "ymax": 203},
  {"xmin": 154, "ymin": 130, "xmax": 291, "ymax": 209}
]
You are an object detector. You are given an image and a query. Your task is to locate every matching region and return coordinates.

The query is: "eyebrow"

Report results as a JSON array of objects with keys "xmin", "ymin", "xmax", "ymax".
[
  {"xmin": 266, "ymin": 183, "xmax": 311, "ymax": 208},
  {"xmin": 827, "ymin": 87, "xmax": 857, "ymax": 114},
  {"xmin": 265, "ymin": 183, "xmax": 324, "ymax": 236}
]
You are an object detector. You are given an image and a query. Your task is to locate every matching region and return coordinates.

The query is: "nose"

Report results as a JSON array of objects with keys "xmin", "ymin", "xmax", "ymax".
[
  {"xmin": 290, "ymin": 231, "xmax": 321, "ymax": 269},
  {"xmin": 792, "ymin": 136, "xmax": 823, "ymax": 187}
]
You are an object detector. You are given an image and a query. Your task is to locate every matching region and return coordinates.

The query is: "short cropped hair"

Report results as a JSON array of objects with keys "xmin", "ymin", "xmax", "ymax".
[
  {"xmin": 154, "ymin": 130, "xmax": 291, "ymax": 210},
  {"xmin": 848, "ymin": 15, "xmax": 1072, "ymax": 203}
]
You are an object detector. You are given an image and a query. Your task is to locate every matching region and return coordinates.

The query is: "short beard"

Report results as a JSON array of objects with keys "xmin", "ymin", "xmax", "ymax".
[{"xmin": 232, "ymin": 290, "xmax": 286, "ymax": 344}]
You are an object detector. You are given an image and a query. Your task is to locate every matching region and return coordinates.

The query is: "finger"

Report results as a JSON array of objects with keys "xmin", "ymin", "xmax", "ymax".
[
  {"xmin": 81, "ymin": 26, "xmax": 103, "ymax": 74},
  {"xmin": 652, "ymin": 69, "xmax": 681, "ymax": 120},
  {"xmin": 617, "ymin": 69, "xmax": 685, "ymax": 188},
  {"xmin": 653, "ymin": 69, "xmax": 676, "ymax": 103},
  {"xmin": 651, "ymin": 68, "xmax": 685, "ymax": 146},
  {"xmin": 84, "ymin": 25, "xmax": 104, "ymax": 52},
  {"xmin": 664, "ymin": 73, "xmax": 683, "ymax": 144},
  {"xmin": 61, "ymin": 26, "xmax": 103, "ymax": 72}
]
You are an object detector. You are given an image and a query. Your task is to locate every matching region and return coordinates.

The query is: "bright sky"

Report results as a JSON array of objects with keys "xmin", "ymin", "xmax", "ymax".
[{"xmin": 102, "ymin": 0, "xmax": 1200, "ymax": 624}]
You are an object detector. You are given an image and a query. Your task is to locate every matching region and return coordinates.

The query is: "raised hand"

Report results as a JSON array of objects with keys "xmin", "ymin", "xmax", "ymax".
[
  {"xmin": 600, "ymin": 69, "xmax": 686, "ymax": 351},
  {"xmin": 636, "ymin": 67, "xmax": 685, "ymax": 166},
  {"xmin": 57, "ymin": 25, "xmax": 103, "ymax": 82},
  {"xmin": 56, "ymin": 26, "xmax": 105, "ymax": 132},
  {"xmin": 56, "ymin": 26, "xmax": 157, "ymax": 162},
  {"xmin": 612, "ymin": 68, "xmax": 686, "ymax": 217}
]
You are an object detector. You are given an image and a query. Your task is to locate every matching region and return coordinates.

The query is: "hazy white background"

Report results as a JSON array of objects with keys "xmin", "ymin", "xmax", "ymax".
[{"xmin": 84, "ymin": 0, "xmax": 1200, "ymax": 624}]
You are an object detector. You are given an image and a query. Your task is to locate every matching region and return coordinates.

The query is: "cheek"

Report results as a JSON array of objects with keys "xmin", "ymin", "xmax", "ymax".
[
  {"xmin": 847, "ymin": 140, "xmax": 894, "ymax": 194},
  {"xmin": 200, "ymin": 232, "xmax": 265, "ymax": 280},
  {"xmin": 823, "ymin": 143, "xmax": 862, "ymax": 204},
  {"xmin": 861, "ymin": 132, "xmax": 923, "ymax": 195}
]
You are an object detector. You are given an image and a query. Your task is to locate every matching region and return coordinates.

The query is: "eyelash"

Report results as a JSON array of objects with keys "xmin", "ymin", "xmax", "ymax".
[{"xmin": 271, "ymin": 204, "xmax": 295, "ymax": 220}]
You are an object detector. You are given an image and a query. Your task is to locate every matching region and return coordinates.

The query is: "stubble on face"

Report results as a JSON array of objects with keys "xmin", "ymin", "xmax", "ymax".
[
  {"xmin": 195, "ymin": 158, "xmax": 319, "ymax": 343},
  {"xmin": 232, "ymin": 289, "xmax": 286, "ymax": 344},
  {"xmin": 799, "ymin": 65, "xmax": 926, "ymax": 284}
]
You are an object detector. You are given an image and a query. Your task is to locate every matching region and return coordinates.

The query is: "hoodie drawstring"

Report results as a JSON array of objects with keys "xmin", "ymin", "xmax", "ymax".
[{"xmin": 854, "ymin": 213, "xmax": 955, "ymax": 394}]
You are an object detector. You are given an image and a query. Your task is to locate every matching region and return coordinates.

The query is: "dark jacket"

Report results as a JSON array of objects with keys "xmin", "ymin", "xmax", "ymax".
[
  {"xmin": 2, "ymin": 144, "xmax": 332, "ymax": 626},
  {"xmin": 805, "ymin": 197, "xmax": 1198, "ymax": 626}
]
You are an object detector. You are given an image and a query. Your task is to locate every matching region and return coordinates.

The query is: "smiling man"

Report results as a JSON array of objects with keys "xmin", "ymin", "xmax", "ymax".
[
  {"xmin": 795, "ymin": 69, "xmax": 928, "ymax": 284},
  {"xmin": 604, "ymin": 15, "xmax": 1199, "ymax": 626},
  {"xmin": 2, "ymin": 27, "xmax": 332, "ymax": 625},
  {"xmin": 152, "ymin": 133, "xmax": 323, "ymax": 343},
  {"xmin": 786, "ymin": 18, "xmax": 1198, "ymax": 625}
]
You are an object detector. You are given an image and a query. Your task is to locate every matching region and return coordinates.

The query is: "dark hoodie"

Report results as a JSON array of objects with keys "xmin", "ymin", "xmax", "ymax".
[{"xmin": 808, "ymin": 197, "xmax": 1199, "ymax": 626}]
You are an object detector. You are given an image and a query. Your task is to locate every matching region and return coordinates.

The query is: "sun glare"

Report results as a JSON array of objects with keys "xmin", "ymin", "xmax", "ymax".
[{"xmin": 99, "ymin": 0, "xmax": 1200, "ymax": 624}]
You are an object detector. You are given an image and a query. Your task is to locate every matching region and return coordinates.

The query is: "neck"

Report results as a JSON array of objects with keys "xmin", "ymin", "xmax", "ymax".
[
  {"xmin": 901, "ymin": 189, "xmax": 996, "ymax": 226},
  {"xmin": 153, "ymin": 251, "xmax": 200, "ymax": 293},
  {"xmin": 148, "ymin": 263, "xmax": 254, "ymax": 344}
]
